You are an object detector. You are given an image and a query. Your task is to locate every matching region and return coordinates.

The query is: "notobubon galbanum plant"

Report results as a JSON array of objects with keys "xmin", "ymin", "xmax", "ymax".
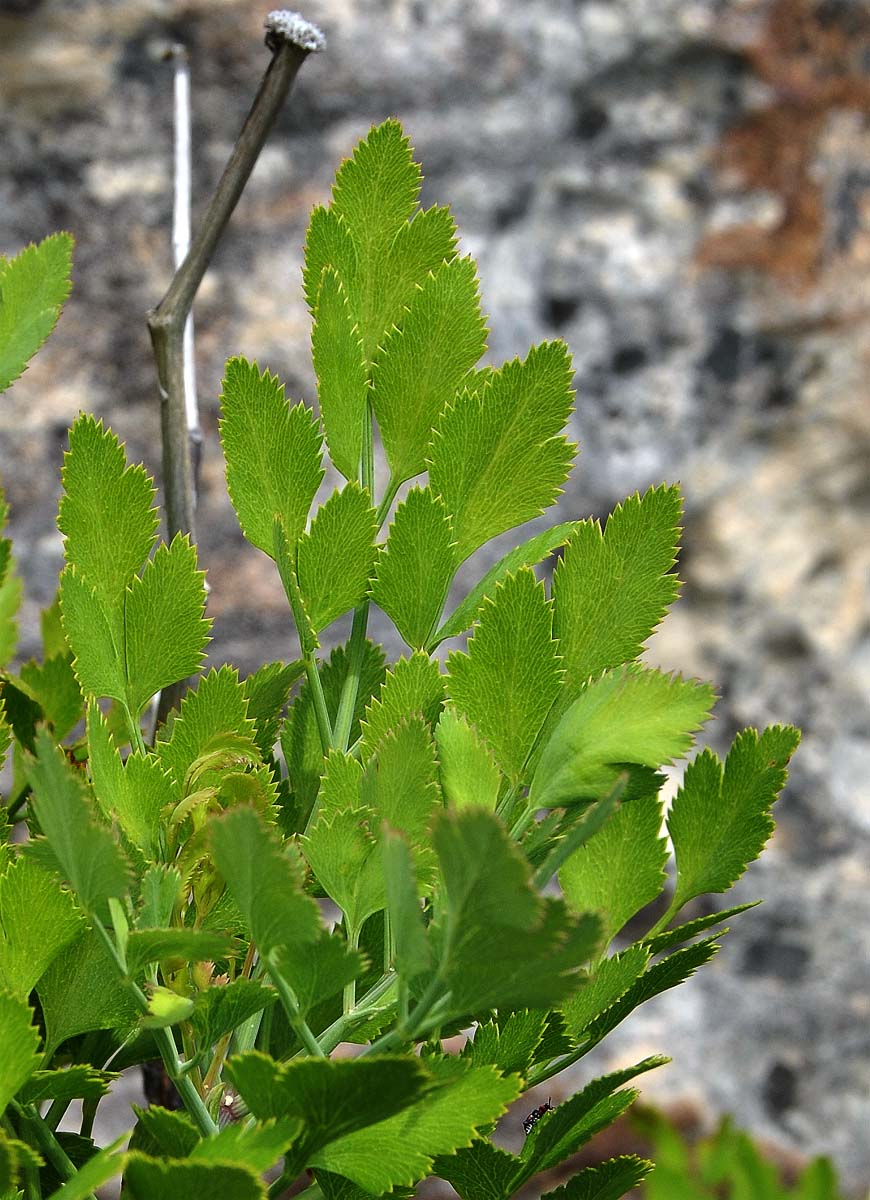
[{"xmin": 0, "ymin": 121, "xmax": 799, "ymax": 1200}]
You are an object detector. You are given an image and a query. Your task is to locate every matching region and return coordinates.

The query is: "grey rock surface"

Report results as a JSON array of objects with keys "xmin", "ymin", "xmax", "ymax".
[{"xmin": 1, "ymin": 0, "xmax": 868, "ymax": 1193}]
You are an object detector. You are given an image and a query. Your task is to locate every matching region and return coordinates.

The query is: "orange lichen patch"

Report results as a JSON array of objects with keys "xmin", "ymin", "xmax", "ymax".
[{"xmin": 698, "ymin": 0, "xmax": 870, "ymax": 285}]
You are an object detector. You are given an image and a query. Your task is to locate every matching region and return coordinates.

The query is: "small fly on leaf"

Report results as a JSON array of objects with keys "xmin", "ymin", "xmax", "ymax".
[{"xmin": 522, "ymin": 1098, "xmax": 553, "ymax": 1135}]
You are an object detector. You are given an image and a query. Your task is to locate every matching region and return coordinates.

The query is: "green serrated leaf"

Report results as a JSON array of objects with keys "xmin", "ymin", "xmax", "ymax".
[
  {"xmin": 429, "ymin": 342, "xmax": 576, "ymax": 565},
  {"xmin": 57, "ymin": 415, "xmax": 158, "ymax": 610},
  {"xmin": 530, "ymin": 666, "xmax": 715, "ymax": 809},
  {"xmin": 371, "ymin": 256, "xmax": 486, "ymax": 484},
  {"xmin": 371, "ymin": 487, "xmax": 456, "ymax": 649},
  {"xmin": 381, "ymin": 827, "xmax": 431, "ymax": 981},
  {"xmin": 210, "ymin": 807, "xmax": 322, "ymax": 956},
  {"xmin": 302, "ymin": 806, "xmax": 385, "ymax": 933},
  {"xmin": 0, "ymin": 856, "xmax": 84, "ymax": 998},
  {"xmin": 0, "ymin": 991, "xmax": 41, "ymax": 1113},
  {"xmin": 124, "ymin": 535, "xmax": 210, "ymax": 717},
  {"xmin": 189, "ymin": 1116, "xmax": 302, "ymax": 1173},
  {"xmin": 126, "ymin": 929, "xmax": 239, "ymax": 976},
  {"xmin": 0, "ymin": 555, "xmax": 22, "ymax": 668},
  {"xmin": 59, "ymin": 565, "xmax": 127, "ymax": 704},
  {"xmin": 447, "ymin": 568, "xmax": 563, "ymax": 784},
  {"xmin": 540, "ymin": 1155, "xmax": 653, "ymax": 1200},
  {"xmin": 329, "ymin": 119, "xmax": 422, "ymax": 363},
  {"xmin": 431, "ymin": 1137, "xmax": 518, "ymax": 1200},
  {"xmin": 225, "ymin": 1051, "xmax": 433, "ymax": 1177},
  {"xmin": 17, "ymin": 655, "xmax": 82, "ymax": 741},
  {"xmin": 42, "ymin": 1132, "xmax": 127, "ymax": 1200},
  {"xmin": 40, "ymin": 593, "xmax": 67, "ymax": 660},
  {"xmin": 88, "ymin": 702, "xmax": 175, "ymax": 859},
  {"xmin": 37, "ymin": 928, "xmax": 138, "ymax": 1057},
  {"xmin": 432, "ymin": 520, "xmax": 579, "ymax": 648},
  {"xmin": 346, "ymin": 199, "xmax": 460, "ymax": 372},
  {"xmin": 189, "ymin": 979, "xmax": 277, "ymax": 1048},
  {"xmin": 129, "ymin": 1104, "xmax": 198, "ymax": 1159},
  {"xmin": 303, "ymin": 206, "xmax": 358, "ymax": 317},
  {"xmin": 361, "ymin": 718, "xmax": 441, "ymax": 885},
  {"xmin": 156, "ymin": 666, "xmax": 258, "ymax": 788},
  {"xmin": 296, "ymin": 485, "xmax": 378, "ymax": 633},
  {"xmin": 123, "ymin": 1153, "xmax": 266, "ymax": 1200},
  {"xmin": 241, "ymin": 661, "xmax": 303, "ymax": 759},
  {"xmin": 432, "ymin": 808, "xmax": 601, "ymax": 1014},
  {"xmin": 464, "ymin": 1010, "xmax": 548, "ymax": 1079},
  {"xmin": 311, "ymin": 268, "xmax": 368, "ymax": 481},
  {"xmin": 435, "ymin": 707, "xmax": 502, "ymax": 811},
  {"xmin": 560, "ymin": 945, "xmax": 651, "ymax": 1041},
  {"xmin": 26, "ymin": 729, "xmax": 130, "ymax": 914},
  {"xmin": 560, "ymin": 796, "xmax": 668, "ymax": 946},
  {"xmin": 137, "ymin": 866, "xmax": 182, "ymax": 929},
  {"xmin": 580, "ymin": 937, "xmax": 721, "ymax": 1052},
  {"xmin": 0, "ymin": 232, "xmax": 73, "ymax": 392},
  {"xmin": 0, "ymin": 1125, "xmax": 43, "ymax": 1196},
  {"xmin": 313, "ymin": 1058, "xmax": 519, "ymax": 1193},
  {"xmin": 274, "ymin": 928, "xmax": 365, "ymax": 1018},
  {"xmin": 795, "ymin": 1156, "xmax": 842, "ymax": 1200},
  {"xmin": 315, "ymin": 750, "xmax": 364, "ymax": 819},
  {"xmin": 520, "ymin": 1058, "xmax": 665, "ymax": 1183},
  {"xmin": 667, "ymin": 726, "xmax": 801, "ymax": 916},
  {"xmin": 530, "ymin": 781, "xmax": 627, "ymax": 890},
  {"xmin": 552, "ymin": 485, "xmax": 682, "ymax": 693},
  {"xmin": 359, "ymin": 652, "xmax": 445, "ymax": 762},
  {"xmin": 220, "ymin": 357, "xmax": 324, "ymax": 556},
  {"xmin": 642, "ymin": 902, "xmax": 759, "ymax": 956},
  {"xmin": 19, "ymin": 1066, "xmax": 116, "ymax": 1106}
]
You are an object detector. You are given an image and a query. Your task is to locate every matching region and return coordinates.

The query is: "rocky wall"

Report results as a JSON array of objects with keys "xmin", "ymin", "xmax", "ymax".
[{"xmin": 1, "ymin": 0, "xmax": 868, "ymax": 1192}]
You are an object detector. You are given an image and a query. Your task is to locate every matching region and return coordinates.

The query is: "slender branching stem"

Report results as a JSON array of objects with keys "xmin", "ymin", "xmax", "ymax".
[
  {"xmin": 148, "ymin": 13, "xmax": 323, "ymax": 731},
  {"xmin": 148, "ymin": 14, "xmax": 323, "ymax": 544}
]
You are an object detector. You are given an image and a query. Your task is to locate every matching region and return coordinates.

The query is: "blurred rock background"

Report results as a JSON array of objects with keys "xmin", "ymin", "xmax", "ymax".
[{"xmin": 0, "ymin": 0, "xmax": 868, "ymax": 1194}]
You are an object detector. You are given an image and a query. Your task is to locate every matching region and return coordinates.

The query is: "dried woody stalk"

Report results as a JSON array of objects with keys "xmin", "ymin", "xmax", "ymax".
[{"xmin": 147, "ymin": 11, "xmax": 324, "ymax": 728}]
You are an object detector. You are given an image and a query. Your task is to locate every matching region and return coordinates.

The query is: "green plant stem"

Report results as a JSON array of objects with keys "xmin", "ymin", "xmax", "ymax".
[
  {"xmin": 304, "ymin": 647, "xmax": 334, "ymax": 753},
  {"xmin": 342, "ymin": 923, "xmax": 361, "ymax": 1014},
  {"xmin": 361, "ymin": 974, "xmax": 445, "ymax": 1057},
  {"xmin": 80, "ymin": 1096, "xmax": 98, "ymax": 1140},
  {"xmin": 5, "ymin": 788, "xmax": 29, "ymax": 820},
  {"xmin": 42, "ymin": 1096, "xmax": 70, "ymax": 1132},
  {"xmin": 266, "ymin": 954, "xmax": 325, "ymax": 1057},
  {"xmin": 10, "ymin": 1100, "xmax": 96, "ymax": 1200},
  {"xmin": 122, "ymin": 702, "xmax": 148, "ymax": 756},
  {"xmin": 333, "ymin": 401, "xmax": 379, "ymax": 751},
  {"xmin": 375, "ymin": 476, "xmax": 399, "ymax": 529},
  {"xmin": 525, "ymin": 1037, "xmax": 595, "ymax": 1090},
  {"xmin": 91, "ymin": 916, "xmax": 218, "ymax": 1136},
  {"xmin": 645, "ymin": 896, "xmax": 681, "ymax": 941},
  {"xmin": 509, "ymin": 800, "xmax": 537, "ymax": 841},
  {"xmin": 332, "ymin": 603, "xmax": 368, "ymax": 752}
]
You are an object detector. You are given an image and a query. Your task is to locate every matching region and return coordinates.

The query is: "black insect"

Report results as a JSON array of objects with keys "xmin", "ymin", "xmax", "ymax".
[{"xmin": 522, "ymin": 1098, "xmax": 553, "ymax": 1135}]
